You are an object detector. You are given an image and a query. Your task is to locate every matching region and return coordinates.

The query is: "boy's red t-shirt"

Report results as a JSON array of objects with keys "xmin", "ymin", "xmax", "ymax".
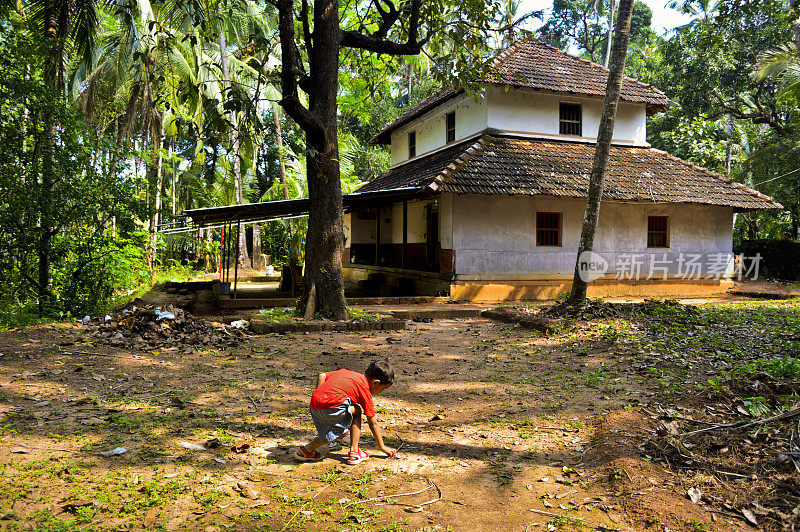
[{"xmin": 310, "ymin": 369, "xmax": 375, "ymax": 417}]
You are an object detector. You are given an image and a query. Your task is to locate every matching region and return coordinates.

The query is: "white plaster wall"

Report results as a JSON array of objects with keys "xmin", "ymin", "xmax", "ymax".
[
  {"xmin": 343, "ymin": 213, "xmax": 351, "ymax": 244},
  {"xmin": 439, "ymin": 193, "xmax": 454, "ymax": 250},
  {"xmin": 348, "ymin": 203, "xmax": 432, "ymax": 245},
  {"xmin": 350, "ymin": 212, "xmax": 378, "ymax": 244},
  {"xmin": 378, "ymin": 206, "xmax": 393, "ymax": 243},
  {"xmin": 390, "ymin": 94, "xmax": 488, "ymax": 165},
  {"xmin": 486, "ymin": 86, "xmax": 647, "ymax": 145},
  {"xmin": 451, "ymin": 195, "xmax": 734, "ymax": 279},
  {"xmin": 389, "ymin": 200, "xmax": 429, "ymax": 243}
]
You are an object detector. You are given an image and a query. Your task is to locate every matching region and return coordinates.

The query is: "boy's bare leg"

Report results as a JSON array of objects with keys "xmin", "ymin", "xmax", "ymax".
[
  {"xmin": 304, "ymin": 437, "xmax": 326, "ymax": 453},
  {"xmin": 349, "ymin": 405, "xmax": 362, "ymax": 453}
]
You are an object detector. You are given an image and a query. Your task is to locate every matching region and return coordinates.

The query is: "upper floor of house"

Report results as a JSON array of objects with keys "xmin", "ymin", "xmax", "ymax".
[{"xmin": 370, "ymin": 39, "xmax": 674, "ymax": 167}]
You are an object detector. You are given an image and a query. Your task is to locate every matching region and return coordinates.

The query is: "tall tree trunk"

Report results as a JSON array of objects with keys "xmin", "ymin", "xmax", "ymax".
[
  {"xmin": 150, "ymin": 141, "xmax": 164, "ymax": 268},
  {"xmin": 171, "ymin": 140, "xmax": 177, "ymax": 217},
  {"xmin": 38, "ymin": 0, "xmax": 59, "ymax": 315},
  {"xmin": 724, "ymin": 114, "xmax": 734, "ymax": 175},
  {"xmin": 570, "ymin": 0, "xmax": 634, "ymax": 302},
  {"xmin": 299, "ymin": 0, "xmax": 348, "ymax": 320},
  {"xmin": 604, "ymin": 0, "xmax": 616, "ymax": 68},
  {"xmin": 219, "ymin": 30, "xmax": 250, "ymax": 268},
  {"xmin": 790, "ymin": 0, "xmax": 800, "ymax": 51},
  {"xmin": 271, "ymin": 102, "xmax": 300, "ymax": 288}
]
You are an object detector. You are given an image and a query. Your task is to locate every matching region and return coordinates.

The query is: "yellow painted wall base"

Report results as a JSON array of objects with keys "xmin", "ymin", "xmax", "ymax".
[{"xmin": 449, "ymin": 279, "xmax": 734, "ymax": 302}]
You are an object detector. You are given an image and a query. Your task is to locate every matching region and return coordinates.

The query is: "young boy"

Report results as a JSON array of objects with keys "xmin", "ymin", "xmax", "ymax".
[{"xmin": 295, "ymin": 360, "xmax": 396, "ymax": 465}]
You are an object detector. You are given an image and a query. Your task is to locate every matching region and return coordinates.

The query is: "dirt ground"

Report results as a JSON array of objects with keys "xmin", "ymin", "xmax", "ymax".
[{"xmin": 0, "ymin": 297, "xmax": 799, "ymax": 531}]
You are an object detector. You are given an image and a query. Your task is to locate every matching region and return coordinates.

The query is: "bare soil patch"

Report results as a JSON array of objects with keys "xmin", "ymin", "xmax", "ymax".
[{"xmin": 0, "ymin": 298, "xmax": 798, "ymax": 530}]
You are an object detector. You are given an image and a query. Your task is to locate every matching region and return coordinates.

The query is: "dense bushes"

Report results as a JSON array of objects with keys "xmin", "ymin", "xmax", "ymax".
[
  {"xmin": 738, "ymin": 239, "xmax": 800, "ymax": 281},
  {"xmin": 0, "ymin": 27, "xmax": 149, "ymax": 326}
]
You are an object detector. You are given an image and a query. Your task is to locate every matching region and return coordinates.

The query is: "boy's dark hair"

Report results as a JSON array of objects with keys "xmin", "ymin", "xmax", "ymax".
[{"xmin": 365, "ymin": 360, "xmax": 394, "ymax": 385}]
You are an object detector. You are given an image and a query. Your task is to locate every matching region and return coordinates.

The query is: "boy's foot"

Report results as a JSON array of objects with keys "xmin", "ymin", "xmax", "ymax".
[
  {"xmin": 328, "ymin": 441, "xmax": 342, "ymax": 452},
  {"xmin": 294, "ymin": 445, "xmax": 323, "ymax": 462},
  {"xmin": 347, "ymin": 449, "xmax": 369, "ymax": 465}
]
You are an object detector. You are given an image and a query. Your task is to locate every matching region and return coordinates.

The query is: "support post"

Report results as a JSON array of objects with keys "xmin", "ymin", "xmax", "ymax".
[
  {"xmin": 402, "ymin": 201, "xmax": 408, "ymax": 269},
  {"xmin": 225, "ymin": 221, "xmax": 232, "ymax": 282},
  {"xmin": 218, "ymin": 225, "xmax": 224, "ymax": 281},
  {"xmin": 233, "ymin": 219, "xmax": 241, "ymax": 299},
  {"xmin": 375, "ymin": 207, "xmax": 381, "ymax": 266}
]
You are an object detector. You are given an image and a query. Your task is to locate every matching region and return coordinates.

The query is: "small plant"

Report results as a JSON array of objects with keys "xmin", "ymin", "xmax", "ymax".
[
  {"xmin": 348, "ymin": 308, "xmax": 382, "ymax": 321},
  {"xmin": 601, "ymin": 320, "xmax": 632, "ymax": 344},
  {"xmin": 319, "ymin": 466, "xmax": 345, "ymax": 485},
  {"xmin": 348, "ymin": 471, "xmax": 376, "ymax": 499},
  {"xmin": 256, "ymin": 307, "xmax": 300, "ymax": 323},
  {"xmin": 742, "ymin": 397, "xmax": 770, "ymax": 416},
  {"xmin": 688, "ymin": 519, "xmax": 709, "ymax": 532},
  {"xmin": 378, "ymin": 519, "xmax": 409, "ymax": 532}
]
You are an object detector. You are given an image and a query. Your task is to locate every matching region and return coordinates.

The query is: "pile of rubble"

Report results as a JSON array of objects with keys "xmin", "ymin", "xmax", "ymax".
[
  {"xmin": 538, "ymin": 298, "xmax": 699, "ymax": 321},
  {"xmin": 80, "ymin": 305, "xmax": 248, "ymax": 349}
]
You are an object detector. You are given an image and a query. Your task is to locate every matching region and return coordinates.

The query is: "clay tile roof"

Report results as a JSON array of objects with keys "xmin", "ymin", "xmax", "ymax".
[
  {"xmin": 370, "ymin": 38, "xmax": 674, "ymax": 145},
  {"xmin": 356, "ymin": 133, "xmax": 781, "ymax": 211}
]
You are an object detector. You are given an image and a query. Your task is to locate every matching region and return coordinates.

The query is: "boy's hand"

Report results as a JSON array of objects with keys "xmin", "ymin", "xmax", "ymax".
[{"xmin": 381, "ymin": 447, "xmax": 396, "ymax": 458}]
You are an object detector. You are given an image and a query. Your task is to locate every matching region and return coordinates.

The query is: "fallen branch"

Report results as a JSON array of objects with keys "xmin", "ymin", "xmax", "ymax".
[
  {"xmin": 680, "ymin": 407, "xmax": 800, "ymax": 438},
  {"xmin": 343, "ymin": 480, "xmax": 436, "ymax": 508},
  {"xmin": 246, "ymin": 394, "xmax": 267, "ymax": 413}
]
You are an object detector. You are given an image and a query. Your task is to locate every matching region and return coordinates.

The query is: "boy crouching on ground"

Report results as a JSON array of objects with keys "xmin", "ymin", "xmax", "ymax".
[{"xmin": 294, "ymin": 360, "xmax": 396, "ymax": 465}]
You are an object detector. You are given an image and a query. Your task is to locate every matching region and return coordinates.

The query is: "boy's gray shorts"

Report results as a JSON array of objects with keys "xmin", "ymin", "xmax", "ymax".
[{"xmin": 310, "ymin": 398, "xmax": 354, "ymax": 442}]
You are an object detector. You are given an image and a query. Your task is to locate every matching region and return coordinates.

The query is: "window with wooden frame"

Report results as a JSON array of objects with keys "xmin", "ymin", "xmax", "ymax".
[
  {"xmin": 536, "ymin": 212, "xmax": 562, "ymax": 247},
  {"xmin": 408, "ymin": 131, "xmax": 416, "ymax": 158},
  {"xmin": 559, "ymin": 103, "xmax": 582, "ymax": 136},
  {"xmin": 647, "ymin": 216, "xmax": 669, "ymax": 248},
  {"xmin": 445, "ymin": 111, "xmax": 456, "ymax": 143}
]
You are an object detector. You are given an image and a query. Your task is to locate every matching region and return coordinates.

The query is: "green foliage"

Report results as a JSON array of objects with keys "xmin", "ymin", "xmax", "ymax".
[
  {"xmin": 256, "ymin": 307, "xmax": 300, "ymax": 322},
  {"xmin": 0, "ymin": 23, "xmax": 147, "ymax": 323},
  {"xmin": 640, "ymin": 0, "xmax": 799, "ymax": 240},
  {"xmin": 732, "ymin": 356, "xmax": 800, "ymax": 380},
  {"xmin": 538, "ymin": 0, "xmax": 653, "ymax": 63},
  {"xmin": 347, "ymin": 308, "xmax": 382, "ymax": 322}
]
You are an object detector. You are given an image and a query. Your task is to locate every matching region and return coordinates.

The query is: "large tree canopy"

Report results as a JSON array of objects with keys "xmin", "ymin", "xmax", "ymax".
[{"xmin": 273, "ymin": 0, "xmax": 508, "ymax": 319}]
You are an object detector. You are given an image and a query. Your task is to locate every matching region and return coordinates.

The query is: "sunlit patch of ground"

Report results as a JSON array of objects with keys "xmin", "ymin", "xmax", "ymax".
[{"xmin": 0, "ymin": 299, "xmax": 797, "ymax": 530}]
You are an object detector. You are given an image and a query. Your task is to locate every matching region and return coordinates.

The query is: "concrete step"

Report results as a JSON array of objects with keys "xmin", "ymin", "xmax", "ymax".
[
  {"xmin": 386, "ymin": 308, "xmax": 483, "ymax": 319},
  {"xmin": 218, "ymin": 295, "xmax": 457, "ymax": 309}
]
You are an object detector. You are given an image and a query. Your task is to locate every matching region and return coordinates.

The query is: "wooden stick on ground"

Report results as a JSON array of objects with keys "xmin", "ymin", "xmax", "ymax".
[{"xmin": 680, "ymin": 407, "xmax": 800, "ymax": 438}]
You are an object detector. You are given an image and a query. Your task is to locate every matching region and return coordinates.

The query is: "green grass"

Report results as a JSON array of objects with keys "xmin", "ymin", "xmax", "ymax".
[
  {"xmin": 348, "ymin": 308, "xmax": 383, "ymax": 322},
  {"xmin": 256, "ymin": 307, "xmax": 300, "ymax": 322}
]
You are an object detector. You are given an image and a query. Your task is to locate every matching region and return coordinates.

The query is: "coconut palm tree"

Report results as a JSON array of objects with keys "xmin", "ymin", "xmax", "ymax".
[{"xmin": 6, "ymin": 0, "xmax": 102, "ymax": 312}]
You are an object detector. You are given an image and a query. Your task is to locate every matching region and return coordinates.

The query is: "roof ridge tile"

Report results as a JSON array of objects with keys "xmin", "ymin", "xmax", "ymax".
[
  {"xmin": 649, "ymin": 147, "xmax": 779, "ymax": 204},
  {"xmin": 427, "ymin": 136, "xmax": 490, "ymax": 192}
]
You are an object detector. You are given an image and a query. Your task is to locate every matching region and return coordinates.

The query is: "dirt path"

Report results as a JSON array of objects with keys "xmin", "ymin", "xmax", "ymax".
[{"xmin": 0, "ymin": 304, "xmax": 795, "ymax": 531}]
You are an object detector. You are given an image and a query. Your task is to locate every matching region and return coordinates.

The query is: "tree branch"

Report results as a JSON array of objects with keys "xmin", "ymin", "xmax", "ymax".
[
  {"xmin": 300, "ymin": 0, "xmax": 313, "ymax": 56},
  {"xmin": 340, "ymin": 0, "xmax": 424, "ymax": 54},
  {"xmin": 276, "ymin": 0, "xmax": 324, "ymax": 137},
  {"xmin": 711, "ymin": 91, "xmax": 784, "ymax": 134}
]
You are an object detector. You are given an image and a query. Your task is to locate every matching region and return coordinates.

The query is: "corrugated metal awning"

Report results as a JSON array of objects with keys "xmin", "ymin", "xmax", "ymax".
[{"xmin": 184, "ymin": 187, "xmax": 429, "ymax": 226}]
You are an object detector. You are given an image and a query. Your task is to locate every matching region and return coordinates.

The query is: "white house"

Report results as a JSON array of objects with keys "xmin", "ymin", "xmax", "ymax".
[{"xmin": 341, "ymin": 38, "xmax": 781, "ymax": 301}]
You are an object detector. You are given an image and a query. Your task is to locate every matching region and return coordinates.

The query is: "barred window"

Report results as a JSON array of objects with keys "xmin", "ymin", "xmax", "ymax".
[
  {"xmin": 647, "ymin": 216, "xmax": 669, "ymax": 248},
  {"xmin": 446, "ymin": 111, "xmax": 456, "ymax": 143},
  {"xmin": 536, "ymin": 212, "xmax": 561, "ymax": 247},
  {"xmin": 408, "ymin": 131, "xmax": 416, "ymax": 158},
  {"xmin": 559, "ymin": 103, "xmax": 582, "ymax": 136}
]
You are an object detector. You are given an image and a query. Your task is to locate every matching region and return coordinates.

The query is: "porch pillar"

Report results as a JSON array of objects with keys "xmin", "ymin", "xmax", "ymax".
[
  {"xmin": 218, "ymin": 224, "xmax": 224, "ymax": 281},
  {"xmin": 375, "ymin": 207, "xmax": 380, "ymax": 266},
  {"xmin": 233, "ymin": 218, "xmax": 241, "ymax": 300},
  {"xmin": 225, "ymin": 221, "xmax": 232, "ymax": 282},
  {"xmin": 402, "ymin": 201, "xmax": 408, "ymax": 269}
]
